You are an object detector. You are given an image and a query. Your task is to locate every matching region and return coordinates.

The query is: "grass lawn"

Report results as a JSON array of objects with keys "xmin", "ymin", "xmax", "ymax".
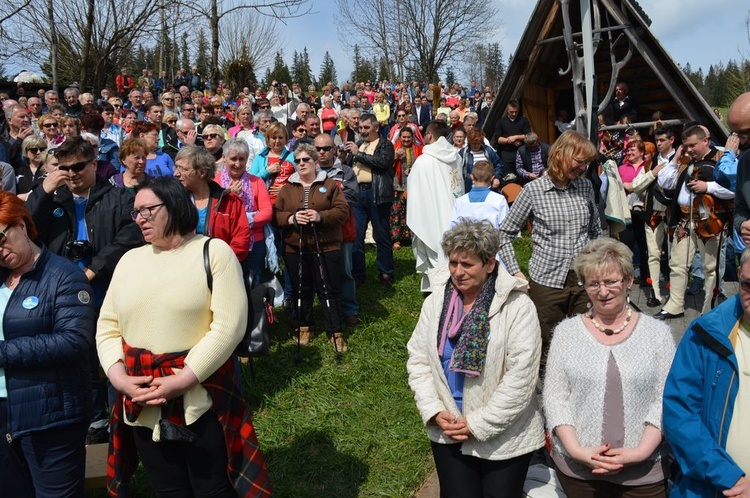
[{"xmin": 88, "ymin": 234, "xmax": 532, "ymax": 497}]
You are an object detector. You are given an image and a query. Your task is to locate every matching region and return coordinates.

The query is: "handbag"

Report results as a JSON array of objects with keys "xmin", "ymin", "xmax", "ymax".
[{"xmin": 203, "ymin": 239, "xmax": 275, "ymax": 357}]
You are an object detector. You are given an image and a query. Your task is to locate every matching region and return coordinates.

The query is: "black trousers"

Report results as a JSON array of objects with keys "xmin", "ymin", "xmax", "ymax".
[
  {"xmin": 284, "ymin": 249, "xmax": 343, "ymax": 336},
  {"xmin": 431, "ymin": 442, "xmax": 533, "ymax": 498},
  {"xmin": 0, "ymin": 398, "xmax": 88, "ymax": 498},
  {"xmin": 132, "ymin": 410, "xmax": 235, "ymax": 498}
]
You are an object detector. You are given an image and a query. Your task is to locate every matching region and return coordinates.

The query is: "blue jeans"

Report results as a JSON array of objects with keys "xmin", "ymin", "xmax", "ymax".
[
  {"xmin": 339, "ymin": 242, "xmax": 359, "ymax": 316},
  {"xmin": 242, "ymin": 239, "xmax": 267, "ymax": 288},
  {"xmin": 352, "ymin": 187, "xmax": 394, "ymax": 281}
]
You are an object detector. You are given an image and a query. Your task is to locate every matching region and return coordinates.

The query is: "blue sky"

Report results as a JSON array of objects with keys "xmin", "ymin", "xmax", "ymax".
[
  {"xmin": 279, "ymin": 0, "xmax": 748, "ymax": 85},
  {"xmin": 6, "ymin": 0, "xmax": 747, "ymax": 85}
]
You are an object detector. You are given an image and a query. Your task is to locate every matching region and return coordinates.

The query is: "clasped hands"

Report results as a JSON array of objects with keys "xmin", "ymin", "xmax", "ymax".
[
  {"xmin": 108, "ymin": 362, "xmax": 198, "ymax": 407},
  {"xmin": 290, "ymin": 209, "xmax": 321, "ymax": 225},
  {"xmin": 432, "ymin": 411, "xmax": 471, "ymax": 441},
  {"xmin": 570, "ymin": 443, "xmax": 647, "ymax": 475}
]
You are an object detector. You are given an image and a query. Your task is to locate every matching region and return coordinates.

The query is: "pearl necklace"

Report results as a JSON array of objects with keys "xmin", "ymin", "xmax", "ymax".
[{"xmin": 588, "ymin": 306, "xmax": 632, "ymax": 336}]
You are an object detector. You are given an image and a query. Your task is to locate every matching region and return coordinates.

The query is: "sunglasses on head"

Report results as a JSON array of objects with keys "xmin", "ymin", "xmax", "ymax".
[{"xmin": 57, "ymin": 159, "xmax": 91, "ymax": 173}]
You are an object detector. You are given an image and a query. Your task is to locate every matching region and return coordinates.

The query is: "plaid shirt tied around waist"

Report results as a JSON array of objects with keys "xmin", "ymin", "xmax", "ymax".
[{"xmin": 107, "ymin": 341, "xmax": 271, "ymax": 497}]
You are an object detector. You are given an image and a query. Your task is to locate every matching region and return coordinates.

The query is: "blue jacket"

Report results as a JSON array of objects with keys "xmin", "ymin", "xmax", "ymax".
[
  {"xmin": 250, "ymin": 146, "xmax": 293, "ymax": 182},
  {"xmin": 663, "ymin": 295, "xmax": 745, "ymax": 498},
  {"xmin": 459, "ymin": 145, "xmax": 503, "ymax": 193},
  {"xmin": 0, "ymin": 247, "xmax": 95, "ymax": 440}
]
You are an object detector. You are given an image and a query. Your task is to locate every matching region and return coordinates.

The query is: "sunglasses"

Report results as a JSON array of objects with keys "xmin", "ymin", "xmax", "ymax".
[
  {"xmin": 295, "ymin": 128, "xmax": 306, "ymax": 133},
  {"xmin": 42, "ymin": 122, "xmax": 58, "ymax": 128},
  {"xmin": 0, "ymin": 224, "xmax": 13, "ymax": 245},
  {"xmin": 27, "ymin": 147, "xmax": 45, "ymax": 154},
  {"xmin": 163, "ymin": 98, "xmax": 174, "ymax": 101},
  {"xmin": 57, "ymin": 159, "xmax": 91, "ymax": 173},
  {"xmin": 113, "ymin": 104, "xmax": 122, "ymax": 108},
  {"xmin": 204, "ymin": 133, "xmax": 221, "ymax": 140},
  {"xmin": 315, "ymin": 146, "xmax": 333, "ymax": 152},
  {"xmin": 183, "ymin": 107, "xmax": 195, "ymax": 111},
  {"xmin": 294, "ymin": 156, "xmax": 313, "ymax": 164}
]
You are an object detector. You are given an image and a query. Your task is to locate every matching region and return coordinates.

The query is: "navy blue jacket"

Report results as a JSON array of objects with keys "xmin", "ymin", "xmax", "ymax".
[{"xmin": 0, "ymin": 247, "xmax": 95, "ymax": 439}]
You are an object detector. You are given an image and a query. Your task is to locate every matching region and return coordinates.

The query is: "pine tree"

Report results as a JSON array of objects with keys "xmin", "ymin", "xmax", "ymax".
[
  {"xmin": 195, "ymin": 29, "xmax": 210, "ymax": 77},
  {"xmin": 445, "ymin": 66, "xmax": 456, "ymax": 87},
  {"xmin": 267, "ymin": 50, "xmax": 291, "ymax": 87},
  {"xmin": 485, "ymin": 42, "xmax": 505, "ymax": 89},
  {"xmin": 181, "ymin": 33, "xmax": 190, "ymax": 71},
  {"xmin": 300, "ymin": 48, "xmax": 313, "ymax": 87},
  {"xmin": 318, "ymin": 51, "xmax": 338, "ymax": 87}
]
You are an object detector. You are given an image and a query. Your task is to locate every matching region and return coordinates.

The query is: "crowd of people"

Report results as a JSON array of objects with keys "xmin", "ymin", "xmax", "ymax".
[{"xmin": 0, "ymin": 69, "xmax": 749, "ymax": 498}]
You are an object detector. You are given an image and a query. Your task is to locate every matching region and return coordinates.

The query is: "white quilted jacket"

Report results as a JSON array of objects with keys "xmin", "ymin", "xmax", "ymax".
[{"xmin": 406, "ymin": 266, "xmax": 545, "ymax": 460}]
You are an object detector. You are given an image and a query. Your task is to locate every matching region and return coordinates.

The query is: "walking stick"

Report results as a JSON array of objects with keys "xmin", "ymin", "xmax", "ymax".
[{"xmin": 310, "ymin": 222, "xmax": 342, "ymax": 364}]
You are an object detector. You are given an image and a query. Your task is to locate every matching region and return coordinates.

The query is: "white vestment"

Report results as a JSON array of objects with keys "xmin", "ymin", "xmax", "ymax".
[{"xmin": 406, "ymin": 136, "xmax": 464, "ymax": 291}]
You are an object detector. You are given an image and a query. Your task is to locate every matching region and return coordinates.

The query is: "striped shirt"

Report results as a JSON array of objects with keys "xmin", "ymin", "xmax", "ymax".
[{"xmin": 498, "ymin": 175, "xmax": 601, "ymax": 288}]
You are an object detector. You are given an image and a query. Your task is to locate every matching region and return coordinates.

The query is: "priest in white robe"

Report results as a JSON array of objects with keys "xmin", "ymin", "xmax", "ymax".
[{"xmin": 407, "ymin": 120, "xmax": 465, "ymax": 291}]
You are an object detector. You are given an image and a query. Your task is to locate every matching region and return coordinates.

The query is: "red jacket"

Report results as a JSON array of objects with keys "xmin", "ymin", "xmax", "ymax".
[
  {"xmin": 213, "ymin": 173, "xmax": 273, "ymax": 246},
  {"xmin": 205, "ymin": 181, "xmax": 251, "ymax": 261},
  {"xmin": 115, "ymin": 74, "xmax": 134, "ymax": 95}
]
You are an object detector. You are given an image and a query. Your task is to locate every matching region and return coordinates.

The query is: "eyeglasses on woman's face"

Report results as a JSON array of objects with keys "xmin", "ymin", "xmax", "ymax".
[
  {"xmin": 0, "ymin": 224, "xmax": 14, "ymax": 246},
  {"xmin": 583, "ymin": 278, "xmax": 624, "ymax": 292},
  {"xmin": 294, "ymin": 156, "xmax": 313, "ymax": 164},
  {"xmin": 130, "ymin": 203, "xmax": 165, "ymax": 221}
]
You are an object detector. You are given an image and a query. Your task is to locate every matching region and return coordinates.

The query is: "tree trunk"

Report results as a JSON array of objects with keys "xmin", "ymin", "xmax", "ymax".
[
  {"xmin": 79, "ymin": 0, "xmax": 95, "ymax": 87},
  {"xmin": 210, "ymin": 0, "xmax": 219, "ymax": 89},
  {"xmin": 47, "ymin": 0, "xmax": 58, "ymax": 92}
]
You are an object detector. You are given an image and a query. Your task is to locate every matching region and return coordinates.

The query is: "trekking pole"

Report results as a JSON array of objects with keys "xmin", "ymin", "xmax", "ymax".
[
  {"xmin": 310, "ymin": 221, "xmax": 342, "ymax": 364},
  {"xmin": 294, "ymin": 218, "xmax": 305, "ymax": 364}
]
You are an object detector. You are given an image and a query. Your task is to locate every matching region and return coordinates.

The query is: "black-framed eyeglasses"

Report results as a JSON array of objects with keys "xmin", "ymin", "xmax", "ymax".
[
  {"xmin": 130, "ymin": 203, "xmax": 165, "ymax": 221},
  {"xmin": 58, "ymin": 159, "xmax": 92, "ymax": 173},
  {"xmin": 0, "ymin": 224, "xmax": 13, "ymax": 245},
  {"xmin": 315, "ymin": 146, "xmax": 333, "ymax": 152},
  {"xmin": 294, "ymin": 156, "xmax": 313, "ymax": 164}
]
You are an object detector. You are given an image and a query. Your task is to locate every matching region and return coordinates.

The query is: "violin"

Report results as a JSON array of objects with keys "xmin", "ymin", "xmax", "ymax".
[{"xmin": 687, "ymin": 160, "xmax": 724, "ymax": 238}]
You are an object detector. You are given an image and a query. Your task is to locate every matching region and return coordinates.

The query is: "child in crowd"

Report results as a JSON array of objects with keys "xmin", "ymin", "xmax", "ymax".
[{"xmin": 451, "ymin": 160, "xmax": 509, "ymax": 229}]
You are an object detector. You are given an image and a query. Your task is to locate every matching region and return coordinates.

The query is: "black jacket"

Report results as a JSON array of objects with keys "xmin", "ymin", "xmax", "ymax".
[
  {"xmin": 0, "ymin": 246, "xmax": 95, "ymax": 438},
  {"xmin": 25, "ymin": 180, "xmax": 143, "ymax": 286},
  {"xmin": 349, "ymin": 137, "xmax": 395, "ymax": 205}
]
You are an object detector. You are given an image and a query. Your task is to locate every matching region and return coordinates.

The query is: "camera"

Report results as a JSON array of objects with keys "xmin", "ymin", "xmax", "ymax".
[
  {"xmin": 65, "ymin": 240, "xmax": 94, "ymax": 263},
  {"xmin": 337, "ymin": 144, "xmax": 346, "ymax": 152}
]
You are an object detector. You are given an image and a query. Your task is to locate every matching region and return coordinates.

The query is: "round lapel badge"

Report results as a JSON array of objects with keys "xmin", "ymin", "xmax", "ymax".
[
  {"xmin": 53, "ymin": 207, "xmax": 65, "ymax": 218},
  {"xmin": 319, "ymin": 186, "xmax": 327, "ymax": 193},
  {"xmin": 22, "ymin": 296, "xmax": 39, "ymax": 309},
  {"xmin": 78, "ymin": 291, "xmax": 91, "ymax": 304}
]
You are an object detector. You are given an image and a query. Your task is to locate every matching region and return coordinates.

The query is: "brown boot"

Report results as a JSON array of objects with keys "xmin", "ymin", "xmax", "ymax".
[
  {"xmin": 330, "ymin": 332, "xmax": 348, "ymax": 353},
  {"xmin": 297, "ymin": 326, "xmax": 312, "ymax": 345}
]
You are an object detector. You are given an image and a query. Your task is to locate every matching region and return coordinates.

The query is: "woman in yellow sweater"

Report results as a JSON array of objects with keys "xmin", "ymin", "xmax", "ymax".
[{"xmin": 96, "ymin": 176, "xmax": 271, "ymax": 497}]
